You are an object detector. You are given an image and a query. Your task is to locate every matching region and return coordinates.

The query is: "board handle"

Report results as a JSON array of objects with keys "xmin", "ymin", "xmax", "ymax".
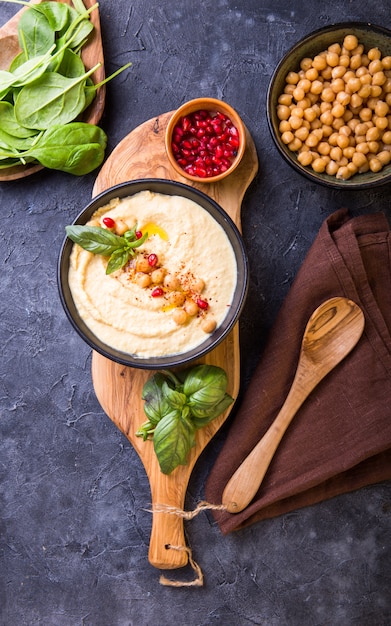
[{"xmin": 148, "ymin": 479, "xmax": 189, "ymax": 569}]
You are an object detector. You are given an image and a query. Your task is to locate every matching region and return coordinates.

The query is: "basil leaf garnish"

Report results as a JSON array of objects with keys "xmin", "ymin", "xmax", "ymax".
[{"xmin": 137, "ymin": 365, "xmax": 234, "ymax": 474}]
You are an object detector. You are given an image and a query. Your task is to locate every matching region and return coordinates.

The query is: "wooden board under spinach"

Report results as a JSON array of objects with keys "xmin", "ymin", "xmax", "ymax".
[{"xmin": 0, "ymin": 0, "xmax": 131, "ymax": 175}]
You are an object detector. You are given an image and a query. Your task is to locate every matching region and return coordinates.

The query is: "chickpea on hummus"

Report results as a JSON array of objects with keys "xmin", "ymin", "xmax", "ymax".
[{"xmin": 68, "ymin": 190, "xmax": 237, "ymax": 358}]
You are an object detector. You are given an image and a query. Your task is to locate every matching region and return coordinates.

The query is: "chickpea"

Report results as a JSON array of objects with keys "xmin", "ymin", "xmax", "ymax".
[
  {"xmin": 293, "ymin": 86, "xmax": 305, "ymax": 101},
  {"xmin": 192, "ymin": 278, "xmax": 205, "ymax": 293},
  {"xmin": 336, "ymin": 91, "xmax": 351, "ymax": 106},
  {"xmin": 135, "ymin": 272, "xmax": 152, "ymax": 288},
  {"xmin": 318, "ymin": 141, "xmax": 331, "ymax": 156},
  {"xmin": 151, "ymin": 267, "xmax": 166, "ymax": 284},
  {"xmin": 382, "ymin": 130, "xmax": 391, "ymax": 144},
  {"xmin": 164, "ymin": 273, "xmax": 182, "ymax": 290},
  {"xmin": 300, "ymin": 57, "xmax": 313, "ymax": 71},
  {"xmin": 297, "ymin": 78, "xmax": 311, "ymax": 93},
  {"xmin": 369, "ymin": 157, "xmax": 382, "ymax": 172},
  {"xmin": 352, "ymin": 152, "xmax": 368, "ymax": 168},
  {"xmin": 343, "ymin": 35, "xmax": 359, "ymax": 51},
  {"xmin": 172, "ymin": 308, "xmax": 188, "ymax": 326},
  {"xmin": 330, "ymin": 146, "xmax": 343, "ymax": 161},
  {"xmin": 136, "ymin": 257, "xmax": 152, "ymax": 273},
  {"xmin": 378, "ymin": 150, "xmax": 391, "ymax": 165},
  {"xmin": 310, "ymin": 80, "xmax": 324, "ymax": 95},
  {"xmin": 311, "ymin": 157, "xmax": 326, "ymax": 172},
  {"xmin": 288, "ymin": 137, "xmax": 303, "ymax": 151},
  {"xmin": 382, "ymin": 56, "xmax": 391, "ymax": 70},
  {"xmin": 339, "ymin": 54, "xmax": 351, "ymax": 68},
  {"xmin": 368, "ymin": 47, "xmax": 381, "ymax": 61},
  {"xmin": 278, "ymin": 93, "xmax": 293, "ymax": 106},
  {"xmin": 336, "ymin": 165, "xmax": 350, "ymax": 179},
  {"xmin": 297, "ymin": 150, "xmax": 313, "ymax": 166},
  {"xmin": 201, "ymin": 317, "xmax": 217, "ymax": 334},
  {"xmin": 289, "ymin": 115, "xmax": 303, "ymax": 130},
  {"xmin": 286, "ymin": 71, "xmax": 299, "ymax": 85},
  {"xmin": 332, "ymin": 65, "xmax": 346, "ymax": 79},
  {"xmin": 374, "ymin": 115, "xmax": 389, "ymax": 130},
  {"xmin": 167, "ymin": 291, "xmax": 186, "ymax": 307},
  {"xmin": 295, "ymin": 126, "xmax": 310, "ymax": 141},
  {"xmin": 305, "ymin": 67, "xmax": 319, "ymax": 81},
  {"xmin": 366, "ymin": 126, "xmax": 381, "ymax": 141},
  {"xmin": 312, "ymin": 55, "xmax": 327, "ymax": 70},
  {"xmin": 358, "ymin": 84, "xmax": 371, "ymax": 99},
  {"xmin": 183, "ymin": 299, "xmax": 199, "ymax": 317},
  {"xmin": 326, "ymin": 160, "xmax": 339, "ymax": 175},
  {"xmin": 350, "ymin": 93, "xmax": 363, "ymax": 109},
  {"xmin": 279, "ymin": 120, "xmax": 291, "ymax": 133},
  {"xmin": 277, "ymin": 104, "xmax": 291, "ymax": 120},
  {"xmin": 368, "ymin": 59, "xmax": 383, "ymax": 75},
  {"xmin": 331, "ymin": 103, "xmax": 345, "ymax": 118},
  {"xmin": 350, "ymin": 54, "xmax": 362, "ymax": 70}
]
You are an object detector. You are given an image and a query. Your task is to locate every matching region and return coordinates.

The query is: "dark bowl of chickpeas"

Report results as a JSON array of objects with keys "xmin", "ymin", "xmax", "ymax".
[{"xmin": 267, "ymin": 23, "xmax": 391, "ymax": 188}]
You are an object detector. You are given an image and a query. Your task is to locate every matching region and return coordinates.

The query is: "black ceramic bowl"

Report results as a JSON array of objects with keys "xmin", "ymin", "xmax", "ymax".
[
  {"xmin": 58, "ymin": 179, "xmax": 249, "ymax": 369},
  {"xmin": 267, "ymin": 22, "xmax": 391, "ymax": 189}
]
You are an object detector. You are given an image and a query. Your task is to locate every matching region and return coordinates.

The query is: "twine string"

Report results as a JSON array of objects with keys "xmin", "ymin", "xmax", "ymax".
[
  {"xmin": 159, "ymin": 545, "xmax": 203, "ymax": 587},
  {"xmin": 145, "ymin": 500, "xmax": 227, "ymax": 587}
]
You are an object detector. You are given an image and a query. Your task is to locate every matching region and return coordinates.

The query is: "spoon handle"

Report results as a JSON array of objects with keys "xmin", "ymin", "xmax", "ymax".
[{"xmin": 222, "ymin": 357, "xmax": 319, "ymax": 514}]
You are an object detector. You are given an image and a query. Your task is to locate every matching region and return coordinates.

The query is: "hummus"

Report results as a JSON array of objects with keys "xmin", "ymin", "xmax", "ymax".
[{"xmin": 68, "ymin": 190, "xmax": 237, "ymax": 358}]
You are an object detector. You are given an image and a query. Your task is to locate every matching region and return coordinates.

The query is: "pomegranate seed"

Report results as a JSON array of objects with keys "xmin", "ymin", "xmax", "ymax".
[
  {"xmin": 197, "ymin": 298, "xmax": 209, "ymax": 310},
  {"xmin": 171, "ymin": 108, "xmax": 240, "ymax": 178},
  {"xmin": 151, "ymin": 287, "xmax": 164, "ymax": 297},
  {"xmin": 148, "ymin": 253, "xmax": 158, "ymax": 267},
  {"xmin": 102, "ymin": 217, "xmax": 115, "ymax": 228},
  {"xmin": 135, "ymin": 230, "xmax": 143, "ymax": 239}
]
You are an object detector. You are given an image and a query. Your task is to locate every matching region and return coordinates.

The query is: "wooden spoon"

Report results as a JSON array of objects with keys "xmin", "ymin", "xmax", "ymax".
[
  {"xmin": 222, "ymin": 297, "xmax": 365, "ymax": 514},
  {"xmin": 0, "ymin": 0, "xmax": 105, "ymax": 181}
]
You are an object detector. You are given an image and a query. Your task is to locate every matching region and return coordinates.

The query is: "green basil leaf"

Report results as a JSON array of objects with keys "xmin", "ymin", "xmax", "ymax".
[
  {"xmin": 162, "ymin": 381, "xmax": 187, "ymax": 411},
  {"xmin": 184, "ymin": 364, "xmax": 228, "ymax": 408},
  {"xmin": 153, "ymin": 410, "xmax": 195, "ymax": 475},
  {"xmin": 65, "ymin": 225, "xmax": 125, "ymax": 255},
  {"xmin": 142, "ymin": 373, "xmax": 172, "ymax": 424},
  {"xmin": 106, "ymin": 247, "xmax": 130, "ymax": 275},
  {"xmin": 191, "ymin": 393, "xmax": 234, "ymax": 427}
]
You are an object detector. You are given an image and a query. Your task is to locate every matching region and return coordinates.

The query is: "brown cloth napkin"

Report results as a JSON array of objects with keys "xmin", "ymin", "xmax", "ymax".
[{"xmin": 205, "ymin": 208, "xmax": 391, "ymax": 534}]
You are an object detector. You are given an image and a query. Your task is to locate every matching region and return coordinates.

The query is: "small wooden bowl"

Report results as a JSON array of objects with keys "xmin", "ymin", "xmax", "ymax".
[
  {"xmin": 0, "ymin": 0, "xmax": 105, "ymax": 182},
  {"xmin": 165, "ymin": 97, "xmax": 246, "ymax": 183}
]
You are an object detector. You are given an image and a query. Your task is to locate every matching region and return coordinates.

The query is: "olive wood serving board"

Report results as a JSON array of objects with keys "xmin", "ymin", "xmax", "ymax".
[
  {"xmin": 91, "ymin": 111, "xmax": 258, "ymax": 569},
  {"xmin": 0, "ymin": 0, "xmax": 105, "ymax": 181}
]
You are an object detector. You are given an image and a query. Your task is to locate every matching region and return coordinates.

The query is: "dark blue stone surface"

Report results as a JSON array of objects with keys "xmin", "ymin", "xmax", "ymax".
[{"xmin": 1, "ymin": 1, "xmax": 390, "ymax": 624}]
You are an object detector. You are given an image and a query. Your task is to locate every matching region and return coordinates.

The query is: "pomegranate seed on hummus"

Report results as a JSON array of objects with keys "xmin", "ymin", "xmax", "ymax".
[{"xmin": 68, "ymin": 190, "xmax": 237, "ymax": 358}]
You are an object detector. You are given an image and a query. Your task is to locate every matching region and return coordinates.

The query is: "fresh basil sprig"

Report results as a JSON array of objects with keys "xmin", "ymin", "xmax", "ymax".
[
  {"xmin": 65, "ymin": 222, "xmax": 148, "ymax": 274},
  {"xmin": 137, "ymin": 365, "xmax": 234, "ymax": 474}
]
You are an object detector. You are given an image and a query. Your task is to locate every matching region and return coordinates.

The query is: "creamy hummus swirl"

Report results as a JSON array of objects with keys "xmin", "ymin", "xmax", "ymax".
[{"xmin": 68, "ymin": 190, "xmax": 237, "ymax": 358}]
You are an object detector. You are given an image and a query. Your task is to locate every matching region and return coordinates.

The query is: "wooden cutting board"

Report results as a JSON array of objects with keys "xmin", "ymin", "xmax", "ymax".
[{"xmin": 91, "ymin": 111, "xmax": 258, "ymax": 569}]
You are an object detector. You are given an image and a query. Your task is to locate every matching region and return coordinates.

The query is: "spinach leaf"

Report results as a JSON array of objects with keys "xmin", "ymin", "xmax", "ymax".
[
  {"xmin": 21, "ymin": 122, "xmax": 107, "ymax": 175},
  {"xmin": 153, "ymin": 410, "xmax": 196, "ymax": 475},
  {"xmin": 18, "ymin": 6, "xmax": 54, "ymax": 57},
  {"xmin": 14, "ymin": 64, "xmax": 99, "ymax": 129}
]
